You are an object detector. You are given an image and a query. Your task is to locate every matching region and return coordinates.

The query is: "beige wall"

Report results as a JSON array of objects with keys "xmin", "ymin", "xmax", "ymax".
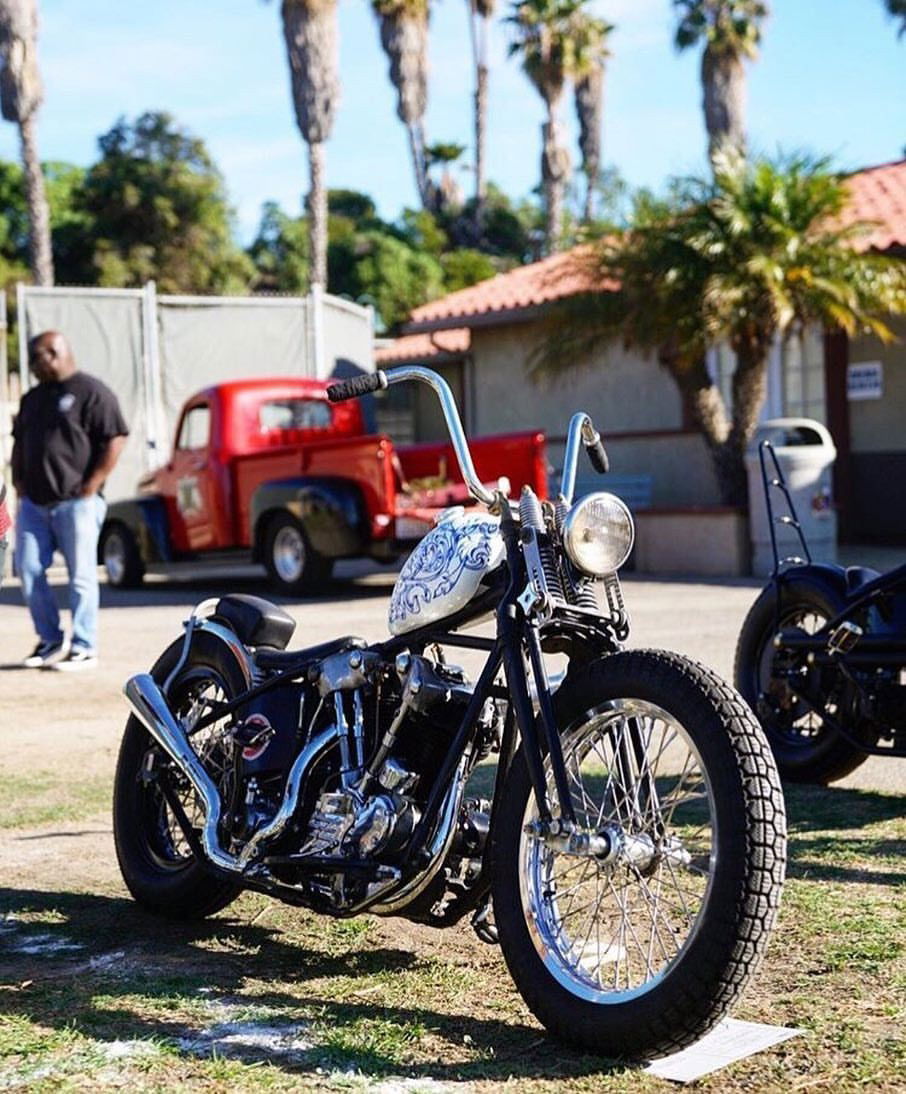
[
  {"xmin": 848, "ymin": 316, "xmax": 906, "ymax": 454},
  {"xmin": 470, "ymin": 321, "xmax": 685, "ymax": 437},
  {"xmin": 468, "ymin": 320, "xmax": 721, "ymax": 507}
]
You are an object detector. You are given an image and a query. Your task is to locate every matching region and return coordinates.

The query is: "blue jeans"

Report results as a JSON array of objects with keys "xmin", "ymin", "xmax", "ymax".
[{"xmin": 16, "ymin": 495, "xmax": 107, "ymax": 653}]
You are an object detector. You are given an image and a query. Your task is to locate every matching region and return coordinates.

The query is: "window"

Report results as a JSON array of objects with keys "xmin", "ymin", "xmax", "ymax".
[
  {"xmin": 258, "ymin": 398, "xmax": 332, "ymax": 432},
  {"xmin": 176, "ymin": 404, "xmax": 210, "ymax": 450}
]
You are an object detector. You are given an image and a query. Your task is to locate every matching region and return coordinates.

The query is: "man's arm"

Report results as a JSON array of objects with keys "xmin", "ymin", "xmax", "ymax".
[{"xmin": 80, "ymin": 435, "xmax": 127, "ymax": 497}]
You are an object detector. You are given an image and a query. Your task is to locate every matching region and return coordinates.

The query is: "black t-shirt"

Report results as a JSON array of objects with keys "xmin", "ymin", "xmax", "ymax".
[{"xmin": 13, "ymin": 372, "xmax": 129, "ymax": 505}]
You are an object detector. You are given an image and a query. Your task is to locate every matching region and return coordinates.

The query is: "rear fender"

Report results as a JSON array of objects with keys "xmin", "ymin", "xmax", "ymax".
[
  {"xmin": 103, "ymin": 497, "xmax": 172, "ymax": 564},
  {"xmin": 776, "ymin": 562, "xmax": 881, "ymax": 612},
  {"xmin": 251, "ymin": 477, "xmax": 367, "ymax": 560}
]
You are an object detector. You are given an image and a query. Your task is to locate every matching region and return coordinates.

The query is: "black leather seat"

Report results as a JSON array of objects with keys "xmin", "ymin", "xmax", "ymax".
[
  {"xmin": 213, "ymin": 594, "xmax": 297, "ymax": 650},
  {"xmin": 253, "ymin": 635, "xmax": 368, "ymax": 673}
]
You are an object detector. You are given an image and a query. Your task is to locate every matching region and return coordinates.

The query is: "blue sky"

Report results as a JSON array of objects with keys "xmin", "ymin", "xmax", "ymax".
[{"xmin": 0, "ymin": 0, "xmax": 903, "ymax": 243}]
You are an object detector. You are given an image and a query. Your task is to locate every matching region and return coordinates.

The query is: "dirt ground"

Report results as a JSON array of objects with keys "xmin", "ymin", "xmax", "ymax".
[{"xmin": 1, "ymin": 561, "xmax": 904, "ymax": 1090}]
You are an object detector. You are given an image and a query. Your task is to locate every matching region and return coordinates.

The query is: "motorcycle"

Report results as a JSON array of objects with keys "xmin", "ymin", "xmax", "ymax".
[
  {"xmin": 735, "ymin": 440, "xmax": 906, "ymax": 784},
  {"xmin": 115, "ymin": 366, "xmax": 786, "ymax": 1060}
]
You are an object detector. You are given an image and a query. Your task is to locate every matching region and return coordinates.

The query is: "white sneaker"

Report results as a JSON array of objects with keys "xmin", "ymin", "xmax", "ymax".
[
  {"xmin": 50, "ymin": 648, "xmax": 98, "ymax": 672},
  {"xmin": 23, "ymin": 640, "xmax": 66, "ymax": 668}
]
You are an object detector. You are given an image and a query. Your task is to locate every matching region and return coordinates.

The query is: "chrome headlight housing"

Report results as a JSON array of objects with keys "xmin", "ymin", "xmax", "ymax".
[{"xmin": 562, "ymin": 492, "xmax": 635, "ymax": 576}]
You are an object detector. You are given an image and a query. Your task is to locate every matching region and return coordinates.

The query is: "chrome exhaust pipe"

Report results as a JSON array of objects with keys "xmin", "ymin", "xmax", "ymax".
[{"xmin": 124, "ymin": 673, "xmax": 240, "ymax": 873}]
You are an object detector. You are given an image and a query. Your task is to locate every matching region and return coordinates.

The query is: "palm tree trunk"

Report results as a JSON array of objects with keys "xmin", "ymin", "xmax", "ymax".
[
  {"xmin": 575, "ymin": 64, "xmax": 603, "ymax": 223},
  {"xmin": 474, "ymin": 55, "xmax": 488, "ymax": 221},
  {"xmin": 407, "ymin": 121, "xmax": 429, "ymax": 209},
  {"xmin": 19, "ymin": 112, "xmax": 52, "ymax": 285},
  {"xmin": 541, "ymin": 101, "xmax": 569, "ymax": 252},
  {"xmin": 701, "ymin": 47, "xmax": 746, "ymax": 166},
  {"xmin": 307, "ymin": 139, "xmax": 327, "ymax": 287},
  {"xmin": 377, "ymin": 7, "xmax": 430, "ymax": 209}
]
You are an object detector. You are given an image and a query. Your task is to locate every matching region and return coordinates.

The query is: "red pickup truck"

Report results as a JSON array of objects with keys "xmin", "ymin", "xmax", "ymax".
[{"xmin": 100, "ymin": 376, "xmax": 547, "ymax": 594}]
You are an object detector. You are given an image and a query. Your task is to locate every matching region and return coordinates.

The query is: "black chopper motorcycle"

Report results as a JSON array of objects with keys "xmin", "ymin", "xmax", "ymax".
[
  {"xmin": 736, "ymin": 440, "xmax": 906, "ymax": 784},
  {"xmin": 115, "ymin": 365, "xmax": 786, "ymax": 1060}
]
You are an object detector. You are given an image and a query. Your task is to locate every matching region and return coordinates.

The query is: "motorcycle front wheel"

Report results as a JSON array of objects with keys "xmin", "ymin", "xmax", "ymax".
[{"xmin": 492, "ymin": 649, "xmax": 786, "ymax": 1061}]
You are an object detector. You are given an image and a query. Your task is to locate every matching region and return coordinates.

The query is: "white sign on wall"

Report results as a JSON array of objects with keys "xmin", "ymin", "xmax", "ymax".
[{"xmin": 847, "ymin": 361, "xmax": 883, "ymax": 401}]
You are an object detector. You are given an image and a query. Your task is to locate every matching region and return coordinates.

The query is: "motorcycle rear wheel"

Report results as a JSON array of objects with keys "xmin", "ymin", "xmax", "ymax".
[
  {"xmin": 113, "ymin": 632, "xmax": 246, "ymax": 919},
  {"xmin": 492, "ymin": 649, "xmax": 786, "ymax": 1060},
  {"xmin": 734, "ymin": 582, "xmax": 870, "ymax": 784}
]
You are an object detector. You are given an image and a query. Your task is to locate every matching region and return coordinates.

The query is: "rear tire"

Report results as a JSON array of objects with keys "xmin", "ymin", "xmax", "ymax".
[
  {"xmin": 113, "ymin": 632, "xmax": 246, "ymax": 919},
  {"xmin": 263, "ymin": 513, "xmax": 333, "ymax": 596},
  {"xmin": 492, "ymin": 649, "xmax": 786, "ymax": 1060},
  {"xmin": 734, "ymin": 583, "xmax": 870, "ymax": 784},
  {"xmin": 100, "ymin": 523, "xmax": 145, "ymax": 588}
]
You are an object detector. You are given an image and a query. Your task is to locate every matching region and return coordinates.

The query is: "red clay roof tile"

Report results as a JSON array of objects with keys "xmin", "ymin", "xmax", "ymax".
[
  {"xmin": 399, "ymin": 161, "xmax": 906, "ymax": 336},
  {"xmin": 374, "ymin": 328, "xmax": 470, "ymax": 364}
]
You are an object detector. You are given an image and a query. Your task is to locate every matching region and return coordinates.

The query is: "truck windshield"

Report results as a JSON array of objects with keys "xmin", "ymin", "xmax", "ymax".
[{"xmin": 259, "ymin": 399, "xmax": 332, "ymax": 433}]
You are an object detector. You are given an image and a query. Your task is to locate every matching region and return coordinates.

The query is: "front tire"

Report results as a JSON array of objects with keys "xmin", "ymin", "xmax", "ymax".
[
  {"xmin": 734, "ymin": 582, "xmax": 870, "ymax": 784},
  {"xmin": 100, "ymin": 523, "xmax": 145, "ymax": 588},
  {"xmin": 492, "ymin": 650, "xmax": 786, "ymax": 1060},
  {"xmin": 113, "ymin": 632, "xmax": 246, "ymax": 919},
  {"xmin": 263, "ymin": 514, "xmax": 333, "ymax": 596}
]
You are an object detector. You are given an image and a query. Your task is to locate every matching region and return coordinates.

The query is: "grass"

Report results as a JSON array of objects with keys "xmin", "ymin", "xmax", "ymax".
[
  {"xmin": 0, "ymin": 771, "xmax": 112, "ymax": 830},
  {"xmin": 0, "ymin": 777, "xmax": 903, "ymax": 1091}
]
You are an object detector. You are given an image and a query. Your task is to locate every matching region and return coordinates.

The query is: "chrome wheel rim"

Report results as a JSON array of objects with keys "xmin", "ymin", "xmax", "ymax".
[
  {"xmin": 103, "ymin": 533, "xmax": 126, "ymax": 585},
  {"xmin": 519, "ymin": 698, "xmax": 716, "ymax": 1003},
  {"xmin": 273, "ymin": 525, "xmax": 305, "ymax": 583}
]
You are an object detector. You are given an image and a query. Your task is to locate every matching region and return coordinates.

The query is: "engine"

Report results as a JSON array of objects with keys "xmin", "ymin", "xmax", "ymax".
[{"xmin": 209, "ymin": 645, "xmax": 501, "ymax": 918}]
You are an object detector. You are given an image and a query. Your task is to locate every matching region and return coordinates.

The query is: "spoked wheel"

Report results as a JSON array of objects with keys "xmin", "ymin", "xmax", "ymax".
[
  {"xmin": 113, "ymin": 632, "xmax": 246, "ymax": 918},
  {"xmin": 492, "ymin": 650, "xmax": 786, "ymax": 1061},
  {"xmin": 735, "ymin": 583, "xmax": 870, "ymax": 783}
]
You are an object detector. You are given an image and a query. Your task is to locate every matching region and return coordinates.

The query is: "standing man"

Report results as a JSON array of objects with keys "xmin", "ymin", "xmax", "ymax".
[
  {"xmin": 0, "ymin": 473, "xmax": 10, "ymax": 587},
  {"xmin": 11, "ymin": 331, "xmax": 128, "ymax": 670}
]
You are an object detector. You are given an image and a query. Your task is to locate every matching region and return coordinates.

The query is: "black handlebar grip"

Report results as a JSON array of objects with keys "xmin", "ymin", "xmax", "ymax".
[
  {"xmin": 327, "ymin": 371, "xmax": 387, "ymax": 403},
  {"xmin": 587, "ymin": 437, "xmax": 610, "ymax": 474}
]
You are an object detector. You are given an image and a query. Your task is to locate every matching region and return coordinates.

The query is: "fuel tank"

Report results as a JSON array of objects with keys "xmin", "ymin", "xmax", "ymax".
[{"xmin": 389, "ymin": 507, "xmax": 505, "ymax": 636}]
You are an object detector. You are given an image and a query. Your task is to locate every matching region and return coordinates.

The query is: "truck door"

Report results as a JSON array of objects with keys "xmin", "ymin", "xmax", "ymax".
[{"xmin": 169, "ymin": 401, "xmax": 220, "ymax": 551}]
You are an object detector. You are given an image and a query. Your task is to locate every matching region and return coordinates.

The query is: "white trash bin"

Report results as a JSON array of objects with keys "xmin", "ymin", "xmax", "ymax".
[{"xmin": 746, "ymin": 418, "xmax": 838, "ymax": 577}]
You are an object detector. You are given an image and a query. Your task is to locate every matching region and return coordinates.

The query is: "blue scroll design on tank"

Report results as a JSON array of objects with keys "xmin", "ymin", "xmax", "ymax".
[{"xmin": 389, "ymin": 518, "xmax": 500, "ymax": 629}]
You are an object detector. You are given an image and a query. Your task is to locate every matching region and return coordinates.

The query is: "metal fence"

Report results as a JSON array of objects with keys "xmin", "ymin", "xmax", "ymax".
[{"xmin": 4, "ymin": 283, "xmax": 373, "ymax": 502}]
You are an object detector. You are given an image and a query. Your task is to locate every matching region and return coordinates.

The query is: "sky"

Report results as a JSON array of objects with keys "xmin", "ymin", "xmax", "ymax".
[{"xmin": 0, "ymin": 0, "xmax": 903, "ymax": 244}]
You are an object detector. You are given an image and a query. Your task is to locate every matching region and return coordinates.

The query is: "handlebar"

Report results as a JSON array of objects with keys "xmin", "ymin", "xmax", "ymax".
[
  {"xmin": 560, "ymin": 412, "xmax": 609, "ymax": 504},
  {"xmin": 328, "ymin": 367, "xmax": 608, "ymax": 510},
  {"xmin": 328, "ymin": 366, "xmax": 497, "ymax": 507}
]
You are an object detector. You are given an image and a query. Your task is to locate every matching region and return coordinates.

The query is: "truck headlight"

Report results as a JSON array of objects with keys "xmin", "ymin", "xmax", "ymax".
[{"xmin": 562, "ymin": 492, "xmax": 635, "ymax": 575}]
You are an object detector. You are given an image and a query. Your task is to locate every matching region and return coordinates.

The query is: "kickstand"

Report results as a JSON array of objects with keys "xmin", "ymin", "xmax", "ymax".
[{"xmin": 471, "ymin": 898, "xmax": 499, "ymax": 945}]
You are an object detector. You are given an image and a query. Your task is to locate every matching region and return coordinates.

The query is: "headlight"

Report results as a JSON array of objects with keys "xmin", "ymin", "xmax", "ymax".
[{"xmin": 562, "ymin": 492, "xmax": 635, "ymax": 575}]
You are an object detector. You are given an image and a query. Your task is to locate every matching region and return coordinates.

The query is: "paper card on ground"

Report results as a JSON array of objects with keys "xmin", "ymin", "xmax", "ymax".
[{"xmin": 644, "ymin": 1018, "xmax": 802, "ymax": 1083}]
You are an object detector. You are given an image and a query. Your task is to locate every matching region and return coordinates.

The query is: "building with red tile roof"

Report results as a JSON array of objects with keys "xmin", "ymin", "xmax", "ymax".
[{"xmin": 374, "ymin": 160, "xmax": 906, "ymax": 551}]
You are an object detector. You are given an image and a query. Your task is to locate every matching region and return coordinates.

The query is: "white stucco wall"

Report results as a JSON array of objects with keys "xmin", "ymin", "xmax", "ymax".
[{"xmin": 848, "ymin": 316, "xmax": 906, "ymax": 454}]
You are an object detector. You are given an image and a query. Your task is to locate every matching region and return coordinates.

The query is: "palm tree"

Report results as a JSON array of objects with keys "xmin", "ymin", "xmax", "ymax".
[
  {"xmin": 572, "ymin": 12, "xmax": 613, "ymax": 223},
  {"xmin": 466, "ymin": 0, "xmax": 494, "ymax": 229},
  {"xmin": 507, "ymin": 0, "xmax": 584, "ymax": 252},
  {"xmin": 372, "ymin": 0, "xmax": 431, "ymax": 209},
  {"xmin": 673, "ymin": 0, "xmax": 768, "ymax": 168},
  {"xmin": 0, "ymin": 0, "xmax": 52, "ymax": 285},
  {"xmin": 278, "ymin": 0, "xmax": 340, "ymax": 289},
  {"xmin": 882, "ymin": 0, "xmax": 906, "ymax": 36},
  {"xmin": 531, "ymin": 154, "xmax": 906, "ymax": 505}
]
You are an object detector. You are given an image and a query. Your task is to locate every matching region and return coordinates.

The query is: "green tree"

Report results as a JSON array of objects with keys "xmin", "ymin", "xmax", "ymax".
[
  {"xmin": 76, "ymin": 112, "xmax": 253, "ymax": 293},
  {"xmin": 532, "ymin": 154, "xmax": 906, "ymax": 505},
  {"xmin": 276, "ymin": 0, "xmax": 340, "ymax": 289},
  {"xmin": 372, "ymin": 0, "xmax": 431, "ymax": 209},
  {"xmin": 0, "ymin": 0, "xmax": 52, "ymax": 283},
  {"xmin": 673, "ymin": 0, "xmax": 768, "ymax": 167},
  {"xmin": 247, "ymin": 200, "xmax": 309, "ymax": 292},
  {"xmin": 506, "ymin": 0, "xmax": 585, "ymax": 252}
]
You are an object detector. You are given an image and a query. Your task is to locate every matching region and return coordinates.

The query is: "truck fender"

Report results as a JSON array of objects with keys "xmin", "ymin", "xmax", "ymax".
[
  {"xmin": 250, "ymin": 477, "xmax": 367, "ymax": 561},
  {"xmin": 102, "ymin": 497, "xmax": 173, "ymax": 565}
]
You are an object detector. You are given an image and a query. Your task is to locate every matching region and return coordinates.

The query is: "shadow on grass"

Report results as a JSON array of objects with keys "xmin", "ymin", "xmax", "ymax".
[
  {"xmin": 783, "ymin": 783, "xmax": 904, "ymax": 833},
  {"xmin": 0, "ymin": 887, "xmax": 624, "ymax": 1083}
]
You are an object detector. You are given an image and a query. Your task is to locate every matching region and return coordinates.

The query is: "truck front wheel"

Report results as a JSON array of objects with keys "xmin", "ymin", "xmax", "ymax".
[
  {"xmin": 263, "ymin": 514, "xmax": 333, "ymax": 596},
  {"xmin": 100, "ymin": 523, "xmax": 145, "ymax": 588}
]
